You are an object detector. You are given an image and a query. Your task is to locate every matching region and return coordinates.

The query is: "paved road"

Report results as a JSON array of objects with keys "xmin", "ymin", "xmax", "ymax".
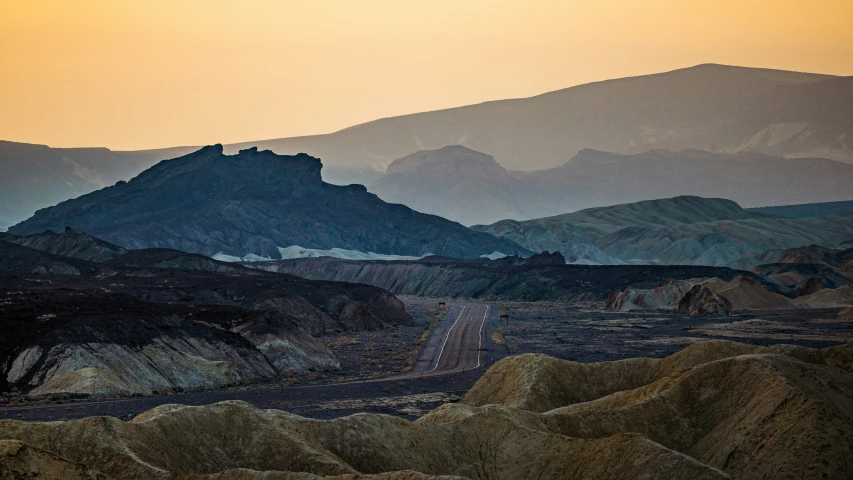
[
  {"xmin": 368, "ymin": 301, "xmax": 491, "ymax": 381},
  {"xmin": 428, "ymin": 304, "xmax": 490, "ymax": 373}
]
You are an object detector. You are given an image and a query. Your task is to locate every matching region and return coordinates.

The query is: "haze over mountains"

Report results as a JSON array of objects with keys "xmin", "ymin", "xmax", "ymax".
[
  {"xmin": 370, "ymin": 145, "xmax": 853, "ymax": 225},
  {"xmin": 236, "ymin": 64, "xmax": 853, "ymax": 170},
  {"xmin": 0, "ymin": 141, "xmax": 195, "ymax": 230},
  {"xmin": 3, "ymin": 64, "xmax": 853, "ymax": 229},
  {"xmin": 8, "ymin": 145, "xmax": 525, "ymax": 260}
]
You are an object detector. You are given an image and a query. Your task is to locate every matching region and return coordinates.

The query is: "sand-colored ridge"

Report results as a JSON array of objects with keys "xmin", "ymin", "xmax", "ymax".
[
  {"xmin": 2, "ymin": 340, "xmax": 852, "ymax": 479},
  {"xmin": 0, "ymin": 400, "xmax": 726, "ymax": 480}
]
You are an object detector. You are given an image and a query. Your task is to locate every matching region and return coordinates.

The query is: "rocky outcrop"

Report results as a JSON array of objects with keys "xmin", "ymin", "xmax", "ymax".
[
  {"xmin": 2, "ymin": 340, "xmax": 851, "ymax": 479},
  {"xmin": 606, "ymin": 278, "xmax": 705, "ymax": 311},
  {"xmin": 707, "ymin": 276, "xmax": 792, "ymax": 310},
  {"xmin": 8, "ymin": 145, "xmax": 526, "ymax": 260},
  {"xmin": 609, "ymin": 275, "xmax": 794, "ymax": 314},
  {"xmin": 677, "ymin": 285, "xmax": 733, "ymax": 315}
]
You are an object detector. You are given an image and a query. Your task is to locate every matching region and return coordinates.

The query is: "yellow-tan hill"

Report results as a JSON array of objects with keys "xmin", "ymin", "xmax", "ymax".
[
  {"xmin": 459, "ymin": 340, "xmax": 853, "ymax": 479},
  {"xmin": 3, "ymin": 340, "xmax": 852, "ymax": 479},
  {"xmin": 0, "ymin": 400, "xmax": 725, "ymax": 480}
]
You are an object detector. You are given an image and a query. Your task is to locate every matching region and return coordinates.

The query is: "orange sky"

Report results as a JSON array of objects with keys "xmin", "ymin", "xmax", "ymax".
[{"xmin": 1, "ymin": 0, "xmax": 852, "ymax": 151}]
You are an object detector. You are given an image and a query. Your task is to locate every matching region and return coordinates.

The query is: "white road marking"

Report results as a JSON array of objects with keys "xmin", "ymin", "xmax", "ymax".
[
  {"xmin": 475, "ymin": 305, "xmax": 490, "ymax": 368},
  {"xmin": 429, "ymin": 306, "xmax": 466, "ymax": 372}
]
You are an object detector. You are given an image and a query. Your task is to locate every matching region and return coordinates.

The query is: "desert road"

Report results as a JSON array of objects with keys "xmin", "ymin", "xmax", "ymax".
[
  {"xmin": 425, "ymin": 304, "xmax": 491, "ymax": 373},
  {"xmin": 0, "ymin": 300, "xmax": 496, "ymax": 421}
]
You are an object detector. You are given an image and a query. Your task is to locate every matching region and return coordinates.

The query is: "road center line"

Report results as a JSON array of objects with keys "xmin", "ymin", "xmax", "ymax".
[{"xmin": 429, "ymin": 306, "xmax": 466, "ymax": 372}]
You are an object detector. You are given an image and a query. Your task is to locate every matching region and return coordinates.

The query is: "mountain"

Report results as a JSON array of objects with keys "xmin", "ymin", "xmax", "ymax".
[
  {"xmin": 473, "ymin": 196, "xmax": 853, "ymax": 267},
  {"xmin": 369, "ymin": 146, "xmax": 525, "ymax": 226},
  {"xmin": 748, "ymin": 200, "xmax": 853, "ymax": 218},
  {"xmin": 234, "ymin": 64, "xmax": 853, "ymax": 173},
  {"xmin": 8, "ymin": 145, "xmax": 526, "ymax": 260},
  {"xmin": 4, "ymin": 64, "xmax": 853, "ymax": 227},
  {"xmin": 369, "ymin": 146, "xmax": 853, "ymax": 225},
  {"xmin": 0, "ymin": 140, "xmax": 196, "ymax": 230}
]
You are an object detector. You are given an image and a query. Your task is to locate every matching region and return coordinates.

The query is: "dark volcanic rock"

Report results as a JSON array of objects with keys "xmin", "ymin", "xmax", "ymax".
[{"xmin": 8, "ymin": 145, "xmax": 526, "ymax": 260}]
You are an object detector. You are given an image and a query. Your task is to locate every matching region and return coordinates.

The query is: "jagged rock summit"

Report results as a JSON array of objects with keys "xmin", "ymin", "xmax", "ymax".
[{"xmin": 9, "ymin": 146, "xmax": 526, "ymax": 260}]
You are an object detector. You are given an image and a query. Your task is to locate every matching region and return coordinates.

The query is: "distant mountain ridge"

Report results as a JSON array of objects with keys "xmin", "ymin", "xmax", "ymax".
[
  {"xmin": 369, "ymin": 146, "xmax": 853, "ymax": 225},
  {"xmin": 8, "ymin": 145, "xmax": 526, "ymax": 260},
  {"xmin": 0, "ymin": 140, "xmax": 196, "ymax": 229},
  {"xmin": 473, "ymin": 196, "xmax": 853, "ymax": 268},
  {"xmin": 4, "ymin": 64, "xmax": 853, "ymax": 228},
  {"xmin": 748, "ymin": 200, "xmax": 853, "ymax": 218}
]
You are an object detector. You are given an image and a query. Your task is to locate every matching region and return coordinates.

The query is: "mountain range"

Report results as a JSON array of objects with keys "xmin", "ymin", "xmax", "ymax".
[
  {"xmin": 7, "ymin": 145, "xmax": 525, "ymax": 260},
  {"xmin": 235, "ymin": 64, "xmax": 853, "ymax": 171},
  {"xmin": 369, "ymin": 145, "xmax": 853, "ymax": 225},
  {"xmin": 473, "ymin": 196, "xmax": 853, "ymax": 268},
  {"xmin": 3, "ymin": 63, "xmax": 853, "ymax": 229}
]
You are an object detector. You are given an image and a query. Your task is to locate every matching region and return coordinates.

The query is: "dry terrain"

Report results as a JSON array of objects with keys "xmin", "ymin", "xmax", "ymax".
[
  {"xmin": 487, "ymin": 301, "xmax": 852, "ymax": 362},
  {"xmin": 2, "ymin": 340, "xmax": 852, "ymax": 479}
]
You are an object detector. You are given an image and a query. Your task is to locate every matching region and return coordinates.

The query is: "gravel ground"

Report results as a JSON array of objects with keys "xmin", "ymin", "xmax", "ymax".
[{"xmin": 488, "ymin": 301, "xmax": 852, "ymax": 362}]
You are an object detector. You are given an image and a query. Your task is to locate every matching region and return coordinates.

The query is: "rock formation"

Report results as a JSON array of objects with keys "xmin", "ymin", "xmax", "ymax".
[
  {"xmin": 677, "ymin": 285, "xmax": 733, "ymax": 315},
  {"xmin": 606, "ymin": 278, "xmax": 704, "ymax": 311},
  {"xmin": 8, "ymin": 145, "xmax": 526, "ymax": 260}
]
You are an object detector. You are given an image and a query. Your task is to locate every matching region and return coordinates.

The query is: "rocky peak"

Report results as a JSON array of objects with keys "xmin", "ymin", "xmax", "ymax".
[{"xmin": 9, "ymin": 145, "xmax": 526, "ymax": 259}]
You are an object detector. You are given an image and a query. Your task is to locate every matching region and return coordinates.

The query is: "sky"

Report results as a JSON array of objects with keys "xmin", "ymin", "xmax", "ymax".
[{"xmin": 1, "ymin": 0, "xmax": 852, "ymax": 151}]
